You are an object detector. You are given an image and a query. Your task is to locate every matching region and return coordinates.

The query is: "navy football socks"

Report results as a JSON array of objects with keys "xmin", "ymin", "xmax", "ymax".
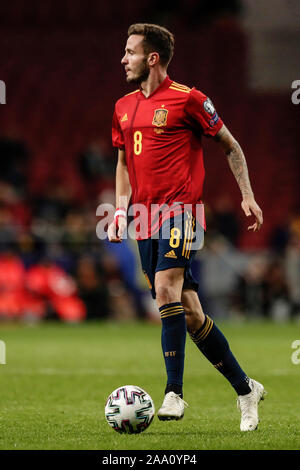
[
  {"xmin": 159, "ymin": 302, "xmax": 187, "ymax": 398},
  {"xmin": 189, "ymin": 315, "xmax": 251, "ymax": 396}
]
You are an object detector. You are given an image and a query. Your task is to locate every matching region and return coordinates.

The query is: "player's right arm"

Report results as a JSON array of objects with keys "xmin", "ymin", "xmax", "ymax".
[{"xmin": 107, "ymin": 149, "xmax": 132, "ymax": 243}]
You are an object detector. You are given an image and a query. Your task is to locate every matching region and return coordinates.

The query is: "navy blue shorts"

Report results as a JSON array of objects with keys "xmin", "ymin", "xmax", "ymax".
[{"xmin": 137, "ymin": 211, "xmax": 204, "ymax": 299}]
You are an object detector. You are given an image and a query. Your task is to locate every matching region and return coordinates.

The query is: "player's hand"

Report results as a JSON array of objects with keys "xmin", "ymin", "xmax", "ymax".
[
  {"xmin": 241, "ymin": 197, "xmax": 263, "ymax": 232},
  {"xmin": 107, "ymin": 218, "xmax": 127, "ymax": 243}
]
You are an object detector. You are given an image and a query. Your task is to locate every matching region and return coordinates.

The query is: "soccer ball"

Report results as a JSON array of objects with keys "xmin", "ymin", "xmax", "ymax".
[{"xmin": 105, "ymin": 385, "xmax": 155, "ymax": 434}]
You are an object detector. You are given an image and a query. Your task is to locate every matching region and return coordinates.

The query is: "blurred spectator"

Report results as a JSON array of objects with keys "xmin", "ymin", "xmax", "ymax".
[
  {"xmin": 0, "ymin": 250, "xmax": 44, "ymax": 320},
  {"xmin": 198, "ymin": 235, "xmax": 247, "ymax": 318},
  {"xmin": 233, "ymin": 254, "xmax": 269, "ymax": 318},
  {"xmin": 233, "ymin": 255, "xmax": 292, "ymax": 321},
  {"xmin": 0, "ymin": 206, "xmax": 18, "ymax": 253},
  {"xmin": 0, "ymin": 181, "xmax": 31, "ymax": 228},
  {"xmin": 16, "ymin": 230, "xmax": 45, "ymax": 268},
  {"xmin": 76, "ymin": 255, "xmax": 110, "ymax": 320},
  {"xmin": 26, "ymin": 258, "xmax": 86, "ymax": 322},
  {"xmin": 61, "ymin": 209, "xmax": 89, "ymax": 257},
  {"xmin": 289, "ymin": 213, "xmax": 300, "ymax": 239},
  {"xmin": 0, "ymin": 250, "xmax": 25, "ymax": 292},
  {"xmin": 104, "ymin": 238, "xmax": 149, "ymax": 320},
  {"xmin": 0, "ymin": 137, "xmax": 29, "ymax": 193},
  {"xmin": 100, "ymin": 251, "xmax": 137, "ymax": 321},
  {"xmin": 32, "ymin": 181, "xmax": 73, "ymax": 222},
  {"xmin": 264, "ymin": 259, "xmax": 291, "ymax": 322},
  {"xmin": 270, "ymin": 224, "xmax": 291, "ymax": 254},
  {"xmin": 78, "ymin": 139, "xmax": 115, "ymax": 201},
  {"xmin": 285, "ymin": 233, "xmax": 300, "ymax": 319},
  {"xmin": 78, "ymin": 140, "xmax": 113, "ymax": 181},
  {"xmin": 269, "ymin": 211, "xmax": 300, "ymax": 256},
  {"xmin": 213, "ymin": 196, "xmax": 240, "ymax": 246}
]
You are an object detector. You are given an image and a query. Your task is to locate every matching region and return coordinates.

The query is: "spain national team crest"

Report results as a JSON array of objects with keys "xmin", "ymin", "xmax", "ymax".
[{"xmin": 152, "ymin": 108, "xmax": 168, "ymax": 127}]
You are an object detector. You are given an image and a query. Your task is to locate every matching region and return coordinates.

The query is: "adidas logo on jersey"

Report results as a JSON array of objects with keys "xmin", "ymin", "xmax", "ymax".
[
  {"xmin": 164, "ymin": 250, "xmax": 177, "ymax": 259},
  {"xmin": 121, "ymin": 113, "xmax": 128, "ymax": 122}
]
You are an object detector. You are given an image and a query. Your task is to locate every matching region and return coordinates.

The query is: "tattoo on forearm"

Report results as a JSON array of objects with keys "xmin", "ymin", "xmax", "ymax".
[{"xmin": 226, "ymin": 141, "xmax": 253, "ymax": 197}]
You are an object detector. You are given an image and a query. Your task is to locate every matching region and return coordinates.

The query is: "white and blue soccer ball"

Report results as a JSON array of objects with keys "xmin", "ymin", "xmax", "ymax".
[{"xmin": 105, "ymin": 385, "xmax": 155, "ymax": 434}]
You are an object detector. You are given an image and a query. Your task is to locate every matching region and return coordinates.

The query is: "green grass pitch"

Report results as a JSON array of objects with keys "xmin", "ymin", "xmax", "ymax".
[{"xmin": 0, "ymin": 319, "xmax": 299, "ymax": 450}]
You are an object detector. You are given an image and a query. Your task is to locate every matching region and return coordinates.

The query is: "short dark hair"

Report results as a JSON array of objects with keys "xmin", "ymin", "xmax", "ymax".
[{"xmin": 128, "ymin": 23, "xmax": 175, "ymax": 67}]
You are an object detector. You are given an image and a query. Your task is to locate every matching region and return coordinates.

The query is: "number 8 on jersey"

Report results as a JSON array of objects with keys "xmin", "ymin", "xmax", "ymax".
[{"xmin": 134, "ymin": 130, "xmax": 142, "ymax": 155}]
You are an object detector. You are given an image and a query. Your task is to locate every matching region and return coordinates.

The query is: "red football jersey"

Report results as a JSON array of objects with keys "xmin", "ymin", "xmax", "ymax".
[{"xmin": 112, "ymin": 75, "xmax": 223, "ymax": 239}]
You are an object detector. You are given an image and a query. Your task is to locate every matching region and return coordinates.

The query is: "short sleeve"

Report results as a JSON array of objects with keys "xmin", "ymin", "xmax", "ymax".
[
  {"xmin": 112, "ymin": 107, "xmax": 125, "ymax": 149},
  {"xmin": 184, "ymin": 88, "xmax": 223, "ymax": 137}
]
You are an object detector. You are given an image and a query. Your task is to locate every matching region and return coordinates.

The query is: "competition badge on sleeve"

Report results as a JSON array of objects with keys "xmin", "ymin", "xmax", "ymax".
[{"xmin": 203, "ymin": 97, "xmax": 219, "ymax": 127}]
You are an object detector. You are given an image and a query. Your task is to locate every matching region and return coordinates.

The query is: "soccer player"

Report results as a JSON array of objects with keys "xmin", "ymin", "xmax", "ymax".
[{"xmin": 107, "ymin": 23, "xmax": 266, "ymax": 431}]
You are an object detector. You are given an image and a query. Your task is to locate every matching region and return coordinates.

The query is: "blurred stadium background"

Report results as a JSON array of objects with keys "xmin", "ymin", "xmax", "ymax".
[{"xmin": 0, "ymin": 0, "xmax": 299, "ymax": 325}]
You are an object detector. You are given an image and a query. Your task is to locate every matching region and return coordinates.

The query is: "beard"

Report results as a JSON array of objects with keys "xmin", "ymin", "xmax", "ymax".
[{"xmin": 126, "ymin": 58, "xmax": 150, "ymax": 85}]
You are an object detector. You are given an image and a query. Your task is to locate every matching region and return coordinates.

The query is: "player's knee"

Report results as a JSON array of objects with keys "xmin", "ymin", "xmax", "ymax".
[{"xmin": 155, "ymin": 283, "xmax": 179, "ymax": 306}]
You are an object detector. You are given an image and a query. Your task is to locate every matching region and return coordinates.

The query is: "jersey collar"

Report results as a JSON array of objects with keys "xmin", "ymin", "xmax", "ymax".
[{"xmin": 138, "ymin": 75, "xmax": 172, "ymax": 100}]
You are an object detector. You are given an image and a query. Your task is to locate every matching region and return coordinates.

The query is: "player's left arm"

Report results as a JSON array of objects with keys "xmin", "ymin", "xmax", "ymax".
[{"xmin": 214, "ymin": 124, "xmax": 263, "ymax": 232}]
